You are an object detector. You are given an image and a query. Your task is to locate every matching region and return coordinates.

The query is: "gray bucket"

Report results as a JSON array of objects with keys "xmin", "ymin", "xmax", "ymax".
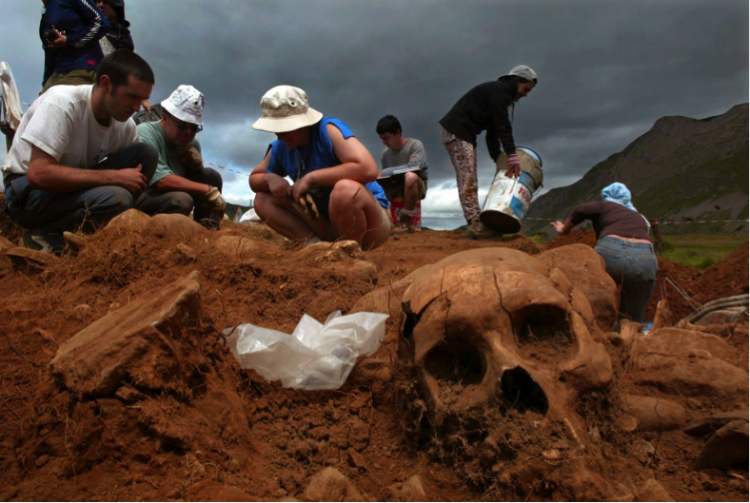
[{"xmin": 479, "ymin": 147, "xmax": 543, "ymax": 234}]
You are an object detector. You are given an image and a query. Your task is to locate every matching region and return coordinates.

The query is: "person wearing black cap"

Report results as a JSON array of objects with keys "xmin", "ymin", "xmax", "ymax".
[{"xmin": 439, "ymin": 65, "xmax": 537, "ymax": 239}]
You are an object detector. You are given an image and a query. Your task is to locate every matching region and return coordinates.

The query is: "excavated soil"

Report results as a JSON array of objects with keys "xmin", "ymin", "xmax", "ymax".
[{"xmin": 0, "ymin": 209, "xmax": 748, "ymax": 501}]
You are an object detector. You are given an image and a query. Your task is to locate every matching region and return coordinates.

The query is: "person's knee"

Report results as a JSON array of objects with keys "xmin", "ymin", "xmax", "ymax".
[
  {"xmin": 330, "ymin": 179, "xmax": 364, "ymax": 209},
  {"xmin": 134, "ymin": 143, "xmax": 159, "ymax": 182},
  {"xmin": 87, "ymin": 186, "xmax": 134, "ymax": 213},
  {"xmin": 254, "ymin": 192, "xmax": 274, "ymax": 218},
  {"xmin": 203, "ymin": 168, "xmax": 223, "ymax": 191},
  {"xmin": 164, "ymin": 192, "xmax": 194, "ymax": 215},
  {"xmin": 404, "ymin": 172, "xmax": 419, "ymax": 191}
]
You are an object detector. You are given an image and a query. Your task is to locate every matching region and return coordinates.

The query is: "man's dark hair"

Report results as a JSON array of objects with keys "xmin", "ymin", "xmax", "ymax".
[
  {"xmin": 95, "ymin": 49, "xmax": 154, "ymax": 91},
  {"xmin": 376, "ymin": 115, "xmax": 402, "ymax": 135}
]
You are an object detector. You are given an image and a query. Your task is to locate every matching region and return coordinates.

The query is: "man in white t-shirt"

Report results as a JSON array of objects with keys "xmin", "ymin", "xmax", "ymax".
[{"xmin": 2, "ymin": 49, "xmax": 158, "ymax": 254}]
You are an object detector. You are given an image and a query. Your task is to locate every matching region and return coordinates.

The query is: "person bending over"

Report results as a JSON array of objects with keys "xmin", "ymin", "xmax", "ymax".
[{"xmin": 551, "ymin": 182, "xmax": 658, "ymax": 326}]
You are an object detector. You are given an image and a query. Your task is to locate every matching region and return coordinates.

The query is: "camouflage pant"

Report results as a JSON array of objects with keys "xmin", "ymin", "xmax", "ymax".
[{"xmin": 444, "ymin": 138, "xmax": 480, "ymax": 222}]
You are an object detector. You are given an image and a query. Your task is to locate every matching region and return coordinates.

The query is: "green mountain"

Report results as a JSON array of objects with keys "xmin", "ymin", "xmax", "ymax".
[{"xmin": 524, "ymin": 104, "xmax": 749, "ymax": 236}]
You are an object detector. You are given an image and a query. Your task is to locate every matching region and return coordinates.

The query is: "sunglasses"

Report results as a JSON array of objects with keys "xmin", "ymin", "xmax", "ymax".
[{"xmin": 167, "ymin": 114, "xmax": 203, "ymax": 133}]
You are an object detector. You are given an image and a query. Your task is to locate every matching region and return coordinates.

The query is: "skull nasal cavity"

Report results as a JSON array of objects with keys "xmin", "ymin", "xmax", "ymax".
[
  {"xmin": 424, "ymin": 338, "xmax": 485, "ymax": 386},
  {"xmin": 500, "ymin": 367, "xmax": 549, "ymax": 415}
]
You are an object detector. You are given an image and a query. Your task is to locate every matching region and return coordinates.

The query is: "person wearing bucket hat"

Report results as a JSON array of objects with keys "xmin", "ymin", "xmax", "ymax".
[
  {"xmin": 135, "ymin": 85, "xmax": 226, "ymax": 229},
  {"xmin": 439, "ymin": 64, "xmax": 537, "ymax": 239},
  {"xmin": 551, "ymin": 182, "xmax": 658, "ymax": 326},
  {"xmin": 249, "ymin": 85, "xmax": 391, "ymax": 250}
]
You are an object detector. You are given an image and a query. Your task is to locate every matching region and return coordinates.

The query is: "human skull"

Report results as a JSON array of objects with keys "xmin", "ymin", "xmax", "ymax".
[{"xmin": 400, "ymin": 248, "xmax": 613, "ymax": 432}]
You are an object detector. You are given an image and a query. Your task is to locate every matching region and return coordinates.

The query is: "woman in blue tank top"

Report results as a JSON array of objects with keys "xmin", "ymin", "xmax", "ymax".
[{"xmin": 249, "ymin": 85, "xmax": 391, "ymax": 250}]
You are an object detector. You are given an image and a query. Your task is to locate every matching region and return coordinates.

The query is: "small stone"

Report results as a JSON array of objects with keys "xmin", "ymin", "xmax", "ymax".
[
  {"xmin": 694, "ymin": 420, "xmax": 749, "ymax": 470},
  {"xmin": 684, "ymin": 409, "xmax": 749, "ymax": 436},
  {"xmin": 115, "ymin": 386, "xmax": 146, "ymax": 404},
  {"xmin": 175, "ymin": 243, "xmax": 197, "ymax": 262},
  {"xmin": 62, "ymin": 231, "xmax": 86, "ymax": 252},
  {"xmin": 35, "ymin": 455, "xmax": 50, "ymax": 467},
  {"xmin": 636, "ymin": 479, "xmax": 674, "ymax": 502},
  {"xmin": 346, "ymin": 448, "xmax": 366, "ymax": 470},
  {"xmin": 632, "ymin": 440, "xmax": 655, "ymax": 466},
  {"xmin": 304, "ymin": 467, "xmax": 363, "ymax": 502},
  {"xmin": 542, "ymin": 449, "xmax": 562, "ymax": 460},
  {"xmin": 618, "ymin": 414, "xmax": 639, "ymax": 433},
  {"xmin": 6, "ymin": 247, "xmax": 60, "ymax": 272},
  {"xmin": 401, "ymin": 475, "xmax": 427, "ymax": 502}
]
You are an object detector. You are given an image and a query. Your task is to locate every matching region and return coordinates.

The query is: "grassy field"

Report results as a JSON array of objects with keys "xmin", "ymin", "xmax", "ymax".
[{"xmin": 660, "ymin": 234, "xmax": 747, "ymax": 269}]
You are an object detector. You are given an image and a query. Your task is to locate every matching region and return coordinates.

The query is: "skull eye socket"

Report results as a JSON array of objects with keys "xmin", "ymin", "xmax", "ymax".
[
  {"xmin": 512, "ymin": 305, "xmax": 573, "ymax": 363},
  {"xmin": 423, "ymin": 337, "xmax": 486, "ymax": 386}
]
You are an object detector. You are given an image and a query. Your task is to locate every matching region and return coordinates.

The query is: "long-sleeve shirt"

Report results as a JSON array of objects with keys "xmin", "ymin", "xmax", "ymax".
[
  {"xmin": 569, "ymin": 201, "xmax": 651, "ymax": 241},
  {"xmin": 40, "ymin": 0, "xmax": 110, "ymax": 85},
  {"xmin": 439, "ymin": 79, "xmax": 516, "ymax": 161}
]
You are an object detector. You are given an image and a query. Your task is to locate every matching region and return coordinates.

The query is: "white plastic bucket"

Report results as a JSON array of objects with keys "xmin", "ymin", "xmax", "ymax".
[{"xmin": 480, "ymin": 147, "xmax": 543, "ymax": 234}]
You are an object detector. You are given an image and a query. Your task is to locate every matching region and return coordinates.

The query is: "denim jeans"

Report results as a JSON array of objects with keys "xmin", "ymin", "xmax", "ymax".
[
  {"xmin": 595, "ymin": 236, "xmax": 659, "ymax": 323},
  {"xmin": 4, "ymin": 143, "xmax": 158, "ymax": 238}
]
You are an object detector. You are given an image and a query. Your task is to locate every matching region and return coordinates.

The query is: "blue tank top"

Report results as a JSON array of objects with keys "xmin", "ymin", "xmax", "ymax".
[{"xmin": 266, "ymin": 117, "xmax": 389, "ymax": 213}]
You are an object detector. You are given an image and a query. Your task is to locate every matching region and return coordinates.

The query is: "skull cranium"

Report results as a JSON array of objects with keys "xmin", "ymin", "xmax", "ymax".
[{"xmin": 400, "ymin": 248, "xmax": 613, "ymax": 431}]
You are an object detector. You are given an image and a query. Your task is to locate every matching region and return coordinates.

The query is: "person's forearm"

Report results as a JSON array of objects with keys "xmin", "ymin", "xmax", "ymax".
[
  {"xmin": 561, "ymin": 218, "xmax": 575, "ymax": 235},
  {"xmin": 250, "ymin": 173, "xmax": 274, "ymax": 193},
  {"xmin": 304, "ymin": 162, "xmax": 376, "ymax": 187},
  {"xmin": 154, "ymin": 174, "xmax": 210, "ymax": 195},
  {"xmin": 28, "ymin": 162, "xmax": 121, "ymax": 193}
]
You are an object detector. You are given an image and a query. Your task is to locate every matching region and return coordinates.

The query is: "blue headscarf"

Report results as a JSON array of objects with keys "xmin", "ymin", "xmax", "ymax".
[{"xmin": 601, "ymin": 182, "xmax": 636, "ymax": 211}]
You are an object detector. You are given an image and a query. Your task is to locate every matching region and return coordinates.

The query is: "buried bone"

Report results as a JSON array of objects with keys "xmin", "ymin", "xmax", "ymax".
[
  {"xmin": 298, "ymin": 193, "xmax": 320, "ymax": 220},
  {"xmin": 399, "ymin": 247, "xmax": 613, "ymax": 432}
]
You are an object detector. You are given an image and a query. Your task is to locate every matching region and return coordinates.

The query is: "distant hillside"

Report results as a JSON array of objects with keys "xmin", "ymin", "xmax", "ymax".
[{"xmin": 525, "ymin": 104, "xmax": 749, "ymax": 235}]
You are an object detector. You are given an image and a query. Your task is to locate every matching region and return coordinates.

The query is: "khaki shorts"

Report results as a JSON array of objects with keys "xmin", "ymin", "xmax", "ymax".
[
  {"xmin": 41, "ymin": 69, "xmax": 97, "ymax": 94},
  {"xmin": 381, "ymin": 175, "xmax": 427, "ymax": 201}
]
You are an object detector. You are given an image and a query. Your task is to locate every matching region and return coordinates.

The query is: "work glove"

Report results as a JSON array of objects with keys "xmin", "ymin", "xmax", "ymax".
[
  {"xmin": 505, "ymin": 153, "xmax": 521, "ymax": 178},
  {"xmin": 180, "ymin": 146, "xmax": 204, "ymax": 172},
  {"xmin": 204, "ymin": 187, "xmax": 226, "ymax": 213}
]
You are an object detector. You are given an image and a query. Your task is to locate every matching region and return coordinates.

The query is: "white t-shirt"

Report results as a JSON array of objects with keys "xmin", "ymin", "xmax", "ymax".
[{"xmin": 1, "ymin": 85, "xmax": 138, "ymax": 177}]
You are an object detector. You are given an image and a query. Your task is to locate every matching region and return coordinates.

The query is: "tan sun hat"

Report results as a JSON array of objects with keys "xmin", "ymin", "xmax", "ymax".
[
  {"xmin": 161, "ymin": 85, "xmax": 205, "ymax": 125},
  {"xmin": 251, "ymin": 85, "xmax": 323, "ymax": 133}
]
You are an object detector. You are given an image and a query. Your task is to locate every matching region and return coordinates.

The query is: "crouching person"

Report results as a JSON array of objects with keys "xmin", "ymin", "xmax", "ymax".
[
  {"xmin": 250, "ymin": 85, "xmax": 391, "ymax": 250},
  {"xmin": 135, "ymin": 85, "xmax": 225, "ymax": 229},
  {"xmin": 1, "ymin": 50, "xmax": 158, "ymax": 254}
]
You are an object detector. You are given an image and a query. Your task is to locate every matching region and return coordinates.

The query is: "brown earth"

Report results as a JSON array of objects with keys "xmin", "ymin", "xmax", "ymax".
[{"xmin": 0, "ymin": 211, "xmax": 747, "ymax": 501}]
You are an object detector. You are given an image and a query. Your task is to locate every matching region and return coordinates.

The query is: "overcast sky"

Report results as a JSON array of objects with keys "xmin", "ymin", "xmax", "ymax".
[{"xmin": 1, "ymin": 0, "xmax": 748, "ymax": 217}]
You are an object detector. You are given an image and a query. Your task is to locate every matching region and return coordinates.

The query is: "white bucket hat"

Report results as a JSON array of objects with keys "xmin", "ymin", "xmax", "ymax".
[
  {"xmin": 161, "ymin": 85, "xmax": 205, "ymax": 125},
  {"xmin": 502, "ymin": 65, "xmax": 538, "ymax": 83},
  {"xmin": 252, "ymin": 85, "xmax": 323, "ymax": 133}
]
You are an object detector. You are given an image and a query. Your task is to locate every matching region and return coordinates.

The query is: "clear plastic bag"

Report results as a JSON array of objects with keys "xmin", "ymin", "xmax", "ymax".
[{"xmin": 223, "ymin": 311, "xmax": 388, "ymax": 390}]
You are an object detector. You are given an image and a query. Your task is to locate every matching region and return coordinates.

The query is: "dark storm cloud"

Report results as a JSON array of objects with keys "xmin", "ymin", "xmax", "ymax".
[{"xmin": 2, "ymin": 0, "xmax": 747, "ymax": 209}]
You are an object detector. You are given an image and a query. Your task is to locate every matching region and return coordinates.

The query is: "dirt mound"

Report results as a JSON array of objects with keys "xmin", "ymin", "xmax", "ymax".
[
  {"xmin": 693, "ymin": 241, "xmax": 749, "ymax": 304},
  {"xmin": 0, "ymin": 209, "xmax": 747, "ymax": 501},
  {"xmin": 543, "ymin": 229, "xmax": 598, "ymax": 250}
]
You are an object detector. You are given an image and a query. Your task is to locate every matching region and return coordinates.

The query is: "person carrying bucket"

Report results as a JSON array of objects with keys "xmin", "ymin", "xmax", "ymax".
[
  {"xmin": 439, "ymin": 65, "xmax": 537, "ymax": 239},
  {"xmin": 550, "ymin": 182, "xmax": 659, "ymax": 327}
]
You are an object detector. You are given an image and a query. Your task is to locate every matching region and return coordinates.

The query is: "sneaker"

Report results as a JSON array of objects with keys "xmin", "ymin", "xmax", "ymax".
[
  {"xmin": 465, "ymin": 218, "xmax": 497, "ymax": 240},
  {"xmin": 22, "ymin": 231, "xmax": 65, "ymax": 254}
]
